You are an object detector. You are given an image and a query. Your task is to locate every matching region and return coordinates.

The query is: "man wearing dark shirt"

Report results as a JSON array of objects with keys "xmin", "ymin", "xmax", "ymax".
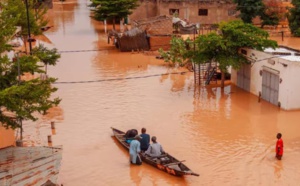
[{"xmin": 140, "ymin": 128, "xmax": 150, "ymax": 151}]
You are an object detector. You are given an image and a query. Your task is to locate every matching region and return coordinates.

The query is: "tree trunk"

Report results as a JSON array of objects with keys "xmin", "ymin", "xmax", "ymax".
[
  {"xmin": 113, "ymin": 18, "xmax": 116, "ymax": 30},
  {"xmin": 221, "ymin": 71, "xmax": 225, "ymax": 88},
  {"xmin": 23, "ymin": 36, "xmax": 28, "ymax": 54}
]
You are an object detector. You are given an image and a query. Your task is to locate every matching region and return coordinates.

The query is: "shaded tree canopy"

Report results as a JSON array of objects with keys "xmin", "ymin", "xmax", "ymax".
[
  {"xmin": 260, "ymin": 0, "xmax": 281, "ymax": 28},
  {"xmin": 2, "ymin": 0, "xmax": 48, "ymax": 37},
  {"xmin": 234, "ymin": 0, "xmax": 265, "ymax": 23},
  {"xmin": 90, "ymin": 0, "xmax": 139, "ymax": 29},
  {"xmin": 287, "ymin": 0, "xmax": 300, "ymax": 37}
]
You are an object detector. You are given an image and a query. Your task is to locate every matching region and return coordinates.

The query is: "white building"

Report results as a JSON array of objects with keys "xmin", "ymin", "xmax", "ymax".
[{"xmin": 231, "ymin": 47, "xmax": 300, "ymax": 110}]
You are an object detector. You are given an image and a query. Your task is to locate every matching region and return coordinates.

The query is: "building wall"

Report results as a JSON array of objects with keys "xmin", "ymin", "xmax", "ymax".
[
  {"xmin": 129, "ymin": 1, "xmax": 237, "ymax": 24},
  {"xmin": 0, "ymin": 125, "xmax": 15, "ymax": 148},
  {"xmin": 285, "ymin": 61, "xmax": 300, "ymax": 110},
  {"xmin": 130, "ymin": 0, "xmax": 293, "ymax": 26},
  {"xmin": 129, "ymin": 1, "xmax": 158, "ymax": 22},
  {"xmin": 231, "ymin": 48, "xmax": 300, "ymax": 110},
  {"xmin": 158, "ymin": 1, "xmax": 237, "ymax": 24}
]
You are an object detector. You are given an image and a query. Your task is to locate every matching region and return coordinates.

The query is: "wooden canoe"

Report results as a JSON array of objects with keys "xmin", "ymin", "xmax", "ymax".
[{"xmin": 111, "ymin": 127, "xmax": 199, "ymax": 177}]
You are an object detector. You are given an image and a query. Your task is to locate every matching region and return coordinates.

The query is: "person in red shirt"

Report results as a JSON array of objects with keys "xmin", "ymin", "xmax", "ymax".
[{"xmin": 275, "ymin": 133, "xmax": 284, "ymax": 160}]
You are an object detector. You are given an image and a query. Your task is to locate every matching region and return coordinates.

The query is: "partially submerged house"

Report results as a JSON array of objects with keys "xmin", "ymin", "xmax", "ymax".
[
  {"xmin": 231, "ymin": 47, "xmax": 300, "ymax": 110},
  {"xmin": 129, "ymin": 0, "xmax": 237, "ymax": 25},
  {"xmin": 113, "ymin": 27, "xmax": 149, "ymax": 52},
  {"xmin": 110, "ymin": 15, "xmax": 174, "ymax": 51},
  {"xmin": 132, "ymin": 15, "xmax": 173, "ymax": 51}
]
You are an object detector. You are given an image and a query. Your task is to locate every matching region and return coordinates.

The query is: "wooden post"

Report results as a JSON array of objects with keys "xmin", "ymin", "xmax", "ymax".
[
  {"xmin": 48, "ymin": 135, "xmax": 52, "ymax": 143},
  {"xmin": 51, "ymin": 121, "xmax": 55, "ymax": 129},
  {"xmin": 16, "ymin": 140, "xmax": 23, "ymax": 147}
]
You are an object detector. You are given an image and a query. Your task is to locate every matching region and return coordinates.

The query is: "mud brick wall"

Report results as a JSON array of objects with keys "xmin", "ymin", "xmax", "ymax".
[
  {"xmin": 129, "ymin": 1, "xmax": 158, "ymax": 22},
  {"xmin": 149, "ymin": 36, "xmax": 172, "ymax": 51},
  {"xmin": 138, "ymin": 18, "xmax": 173, "ymax": 35}
]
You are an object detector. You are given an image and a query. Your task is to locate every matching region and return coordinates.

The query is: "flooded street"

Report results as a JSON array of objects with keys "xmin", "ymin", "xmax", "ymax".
[{"xmin": 22, "ymin": 1, "xmax": 300, "ymax": 185}]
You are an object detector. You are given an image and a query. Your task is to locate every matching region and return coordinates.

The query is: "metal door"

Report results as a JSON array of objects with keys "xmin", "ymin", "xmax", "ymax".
[
  {"xmin": 261, "ymin": 70, "xmax": 279, "ymax": 105},
  {"xmin": 237, "ymin": 64, "xmax": 251, "ymax": 92}
]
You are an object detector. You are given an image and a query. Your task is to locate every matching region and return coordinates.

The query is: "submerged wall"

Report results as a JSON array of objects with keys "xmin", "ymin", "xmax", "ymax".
[
  {"xmin": 231, "ymin": 48, "xmax": 300, "ymax": 110},
  {"xmin": 0, "ymin": 125, "xmax": 15, "ymax": 148}
]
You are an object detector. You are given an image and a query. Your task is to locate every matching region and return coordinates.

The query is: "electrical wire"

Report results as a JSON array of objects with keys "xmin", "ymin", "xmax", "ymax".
[{"xmin": 53, "ymin": 71, "xmax": 190, "ymax": 84}]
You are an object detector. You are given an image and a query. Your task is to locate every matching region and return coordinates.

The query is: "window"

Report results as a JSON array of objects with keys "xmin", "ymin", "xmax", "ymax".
[
  {"xmin": 241, "ymin": 49, "xmax": 247, "ymax": 55},
  {"xmin": 198, "ymin": 9, "xmax": 208, "ymax": 16},
  {"xmin": 169, "ymin": 9, "xmax": 179, "ymax": 16},
  {"xmin": 228, "ymin": 9, "xmax": 236, "ymax": 16}
]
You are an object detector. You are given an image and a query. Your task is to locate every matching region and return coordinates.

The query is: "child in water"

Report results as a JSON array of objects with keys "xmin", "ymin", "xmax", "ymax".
[{"xmin": 275, "ymin": 133, "xmax": 284, "ymax": 160}]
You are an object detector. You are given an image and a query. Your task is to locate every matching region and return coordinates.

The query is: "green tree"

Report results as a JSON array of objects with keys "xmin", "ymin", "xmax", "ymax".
[
  {"xmin": 0, "ymin": 2, "xmax": 60, "ymax": 130},
  {"xmin": 90, "ymin": 0, "xmax": 139, "ymax": 30},
  {"xmin": 158, "ymin": 36, "xmax": 192, "ymax": 67},
  {"xmin": 1, "ymin": 0, "xmax": 48, "ymax": 53},
  {"xmin": 159, "ymin": 20, "xmax": 278, "ymax": 88},
  {"xmin": 234, "ymin": 0, "xmax": 265, "ymax": 23},
  {"xmin": 0, "ymin": 53, "xmax": 61, "ymax": 129},
  {"xmin": 0, "ymin": 7, "xmax": 17, "ymax": 53},
  {"xmin": 287, "ymin": 0, "xmax": 300, "ymax": 37},
  {"xmin": 32, "ymin": 44, "xmax": 60, "ymax": 74}
]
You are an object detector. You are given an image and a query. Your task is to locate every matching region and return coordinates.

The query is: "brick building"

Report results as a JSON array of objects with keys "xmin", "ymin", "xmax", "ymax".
[
  {"xmin": 130, "ymin": 0, "xmax": 237, "ymax": 25},
  {"xmin": 129, "ymin": 0, "xmax": 292, "ymax": 26}
]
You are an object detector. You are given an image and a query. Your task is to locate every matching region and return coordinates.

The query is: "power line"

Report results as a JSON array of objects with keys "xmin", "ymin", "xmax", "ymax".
[
  {"xmin": 58, "ymin": 48, "xmax": 115, "ymax": 53},
  {"xmin": 53, "ymin": 71, "xmax": 189, "ymax": 84}
]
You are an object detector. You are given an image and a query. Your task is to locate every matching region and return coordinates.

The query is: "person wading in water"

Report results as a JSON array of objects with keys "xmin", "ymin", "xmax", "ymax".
[
  {"xmin": 275, "ymin": 133, "xmax": 284, "ymax": 160},
  {"xmin": 129, "ymin": 135, "xmax": 142, "ymax": 165}
]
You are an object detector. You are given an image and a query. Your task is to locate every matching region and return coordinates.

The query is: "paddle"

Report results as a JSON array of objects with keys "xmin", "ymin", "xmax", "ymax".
[{"xmin": 191, "ymin": 172, "xmax": 200, "ymax": 177}]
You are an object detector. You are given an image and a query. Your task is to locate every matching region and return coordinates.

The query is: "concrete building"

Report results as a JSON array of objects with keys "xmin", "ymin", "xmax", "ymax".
[{"xmin": 231, "ymin": 47, "xmax": 300, "ymax": 110}]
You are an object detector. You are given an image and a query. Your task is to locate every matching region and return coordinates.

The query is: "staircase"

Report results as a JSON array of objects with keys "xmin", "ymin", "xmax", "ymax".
[
  {"xmin": 193, "ymin": 62, "xmax": 218, "ymax": 86},
  {"xmin": 205, "ymin": 62, "xmax": 218, "ymax": 85},
  {"xmin": 193, "ymin": 63, "xmax": 207, "ymax": 86}
]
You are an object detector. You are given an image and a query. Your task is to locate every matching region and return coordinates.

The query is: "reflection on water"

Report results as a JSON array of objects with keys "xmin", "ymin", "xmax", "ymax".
[
  {"xmin": 274, "ymin": 160, "xmax": 283, "ymax": 179},
  {"xmin": 130, "ymin": 165, "xmax": 142, "ymax": 186},
  {"xmin": 21, "ymin": 0, "xmax": 300, "ymax": 185}
]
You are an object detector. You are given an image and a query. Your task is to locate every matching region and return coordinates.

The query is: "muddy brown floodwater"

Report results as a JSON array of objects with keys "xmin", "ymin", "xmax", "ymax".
[{"xmin": 21, "ymin": 0, "xmax": 300, "ymax": 185}]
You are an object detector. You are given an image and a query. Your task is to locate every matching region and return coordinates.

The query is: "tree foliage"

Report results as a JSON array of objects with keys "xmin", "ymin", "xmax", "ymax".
[
  {"xmin": 90, "ymin": 0, "xmax": 139, "ymax": 29},
  {"xmin": 287, "ymin": 0, "xmax": 300, "ymax": 37},
  {"xmin": 1, "ymin": 0, "xmax": 48, "ymax": 53},
  {"xmin": 158, "ymin": 36, "xmax": 192, "ymax": 67},
  {"xmin": 0, "ymin": 1, "xmax": 61, "ymax": 129},
  {"xmin": 32, "ymin": 44, "xmax": 61, "ymax": 74},
  {"xmin": 0, "ymin": 6, "xmax": 17, "ymax": 53},
  {"xmin": 3, "ymin": 0, "xmax": 48, "ymax": 36},
  {"xmin": 159, "ymin": 20, "xmax": 278, "ymax": 87},
  {"xmin": 234, "ymin": 0, "xmax": 265, "ymax": 23},
  {"xmin": 260, "ymin": 0, "xmax": 281, "ymax": 28}
]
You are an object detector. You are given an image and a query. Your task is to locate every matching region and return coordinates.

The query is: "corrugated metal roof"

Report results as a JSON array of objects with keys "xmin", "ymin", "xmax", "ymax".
[{"xmin": 264, "ymin": 47, "xmax": 300, "ymax": 62}]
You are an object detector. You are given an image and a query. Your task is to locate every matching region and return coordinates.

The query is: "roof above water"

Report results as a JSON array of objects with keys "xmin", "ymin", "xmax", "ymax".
[{"xmin": 264, "ymin": 47, "xmax": 300, "ymax": 62}]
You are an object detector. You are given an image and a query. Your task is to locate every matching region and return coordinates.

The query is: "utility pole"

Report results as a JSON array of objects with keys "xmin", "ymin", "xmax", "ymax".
[
  {"xmin": 16, "ymin": 52, "xmax": 23, "ymax": 147},
  {"xmin": 25, "ymin": 0, "xmax": 33, "ymax": 54}
]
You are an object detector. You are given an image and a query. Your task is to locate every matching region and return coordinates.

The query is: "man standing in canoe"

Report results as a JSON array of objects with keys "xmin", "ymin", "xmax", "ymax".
[
  {"xmin": 129, "ymin": 135, "xmax": 142, "ymax": 165},
  {"xmin": 275, "ymin": 133, "xmax": 284, "ymax": 160}
]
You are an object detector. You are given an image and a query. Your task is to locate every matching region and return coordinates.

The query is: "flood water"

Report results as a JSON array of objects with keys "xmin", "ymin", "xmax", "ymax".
[{"xmin": 21, "ymin": 1, "xmax": 300, "ymax": 185}]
